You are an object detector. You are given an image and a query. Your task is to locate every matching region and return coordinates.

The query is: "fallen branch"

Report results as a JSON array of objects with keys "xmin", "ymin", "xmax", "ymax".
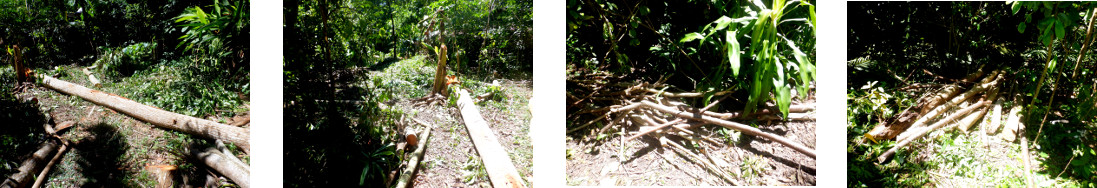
[
  {"xmin": 643, "ymin": 88, "xmax": 733, "ymax": 98},
  {"xmin": 879, "ymin": 101, "xmax": 989, "ymax": 163},
  {"xmin": 395, "ymin": 126, "xmax": 432, "ymax": 188},
  {"xmin": 662, "ymin": 137, "xmax": 740, "ymax": 185},
  {"xmin": 194, "ymin": 147, "xmax": 250, "ymax": 188},
  {"xmin": 638, "ymin": 100, "xmax": 816, "ymax": 158},
  {"xmin": 455, "ymin": 89, "xmax": 527, "ymax": 188},
  {"xmin": 31, "ymin": 122, "xmax": 75, "ymax": 188},
  {"xmin": 1, "ymin": 142, "xmax": 58, "ymax": 188},
  {"xmin": 38, "ymin": 75, "xmax": 250, "ymax": 152}
]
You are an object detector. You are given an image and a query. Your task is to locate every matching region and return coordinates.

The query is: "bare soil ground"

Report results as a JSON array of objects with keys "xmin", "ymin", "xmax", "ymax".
[{"xmin": 566, "ymin": 99, "xmax": 817, "ymax": 186}]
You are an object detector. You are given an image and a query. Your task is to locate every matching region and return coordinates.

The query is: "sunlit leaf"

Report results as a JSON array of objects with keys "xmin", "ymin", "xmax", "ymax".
[
  {"xmin": 680, "ymin": 32, "xmax": 704, "ymax": 43},
  {"xmin": 727, "ymin": 30, "xmax": 741, "ymax": 77}
]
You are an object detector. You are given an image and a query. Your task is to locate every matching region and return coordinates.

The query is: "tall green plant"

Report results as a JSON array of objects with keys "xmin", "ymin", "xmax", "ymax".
[
  {"xmin": 174, "ymin": 0, "xmax": 248, "ymax": 71},
  {"xmin": 680, "ymin": 0, "xmax": 815, "ymax": 118}
]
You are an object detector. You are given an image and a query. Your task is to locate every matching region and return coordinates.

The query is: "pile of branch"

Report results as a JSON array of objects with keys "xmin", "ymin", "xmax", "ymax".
[
  {"xmin": 873, "ymin": 69, "xmax": 1026, "ymax": 163},
  {"xmin": 566, "ymin": 75, "xmax": 816, "ymax": 157}
]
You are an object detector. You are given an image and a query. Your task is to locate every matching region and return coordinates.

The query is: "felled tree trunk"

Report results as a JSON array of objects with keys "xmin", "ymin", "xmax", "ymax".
[
  {"xmin": 0, "ymin": 141, "xmax": 58, "ymax": 188},
  {"xmin": 38, "ymin": 75, "xmax": 250, "ymax": 152},
  {"xmin": 394, "ymin": 126, "xmax": 432, "ymax": 188},
  {"xmin": 194, "ymin": 147, "xmax": 250, "ymax": 188},
  {"xmin": 455, "ymin": 89, "xmax": 527, "ymax": 188},
  {"xmin": 431, "ymin": 45, "xmax": 449, "ymax": 97}
]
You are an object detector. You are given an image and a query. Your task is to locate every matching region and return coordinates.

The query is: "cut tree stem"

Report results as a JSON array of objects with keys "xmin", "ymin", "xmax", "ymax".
[
  {"xmin": 38, "ymin": 75, "xmax": 250, "ymax": 152},
  {"xmin": 0, "ymin": 142, "xmax": 57, "ymax": 188},
  {"xmin": 194, "ymin": 147, "xmax": 250, "ymax": 188},
  {"xmin": 878, "ymin": 101, "xmax": 989, "ymax": 163},
  {"xmin": 455, "ymin": 89, "xmax": 527, "ymax": 188}
]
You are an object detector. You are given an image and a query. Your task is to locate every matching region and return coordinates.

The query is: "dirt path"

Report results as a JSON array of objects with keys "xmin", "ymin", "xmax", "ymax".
[
  {"xmin": 566, "ymin": 100, "xmax": 817, "ymax": 186},
  {"xmin": 368, "ymin": 56, "xmax": 533, "ymax": 187}
]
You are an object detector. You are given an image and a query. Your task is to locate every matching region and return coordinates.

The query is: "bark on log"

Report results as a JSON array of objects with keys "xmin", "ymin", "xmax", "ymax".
[
  {"xmin": 908, "ymin": 70, "xmax": 999, "ymax": 131},
  {"xmin": 38, "ymin": 75, "xmax": 250, "ymax": 152},
  {"xmin": 638, "ymin": 100, "xmax": 816, "ymax": 158},
  {"xmin": 1003, "ymin": 94, "xmax": 1025, "ymax": 142},
  {"xmin": 455, "ymin": 89, "xmax": 527, "ymax": 188},
  {"xmin": 194, "ymin": 147, "xmax": 250, "ymax": 188},
  {"xmin": 879, "ymin": 101, "xmax": 989, "ymax": 163},
  {"xmin": 395, "ymin": 126, "xmax": 431, "ymax": 188},
  {"xmin": 1, "ymin": 141, "xmax": 58, "ymax": 188},
  {"xmin": 986, "ymin": 96, "xmax": 1005, "ymax": 135}
]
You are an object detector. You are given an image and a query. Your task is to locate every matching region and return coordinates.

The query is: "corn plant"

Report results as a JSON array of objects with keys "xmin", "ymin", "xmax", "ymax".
[{"xmin": 680, "ymin": 0, "xmax": 815, "ymax": 118}]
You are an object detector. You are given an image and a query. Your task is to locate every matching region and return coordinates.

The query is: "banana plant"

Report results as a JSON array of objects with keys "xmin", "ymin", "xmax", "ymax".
[{"xmin": 680, "ymin": 0, "xmax": 815, "ymax": 118}]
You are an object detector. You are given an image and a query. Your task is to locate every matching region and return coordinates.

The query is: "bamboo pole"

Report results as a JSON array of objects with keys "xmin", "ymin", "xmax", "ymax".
[
  {"xmin": 38, "ymin": 75, "xmax": 250, "ymax": 152},
  {"xmin": 909, "ymin": 70, "xmax": 999, "ymax": 131},
  {"xmin": 638, "ymin": 100, "xmax": 816, "ymax": 158},
  {"xmin": 879, "ymin": 101, "xmax": 989, "ymax": 163},
  {"xmin": 455, "ymin": 89, "xmax": 527, "ymax": 188}
]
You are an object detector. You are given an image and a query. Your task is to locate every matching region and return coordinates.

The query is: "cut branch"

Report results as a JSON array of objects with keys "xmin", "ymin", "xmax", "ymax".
[
  {"xmin": 395, "ymin": 126, "xmax": 432, "ymax": 188},
  {"xmin": 38, "ymin": 75, "xmax": 250, "ymax": 152},
  {"xmin": 638, "ymin": 100, "xmax": 816, "ymax": 158}
]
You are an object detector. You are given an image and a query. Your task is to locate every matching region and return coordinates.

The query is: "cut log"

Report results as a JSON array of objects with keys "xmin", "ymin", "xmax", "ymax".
[
  {"xmin": 879, "ymin": 101, "xmax": 989, "ymax": 163},
  {"xmin": 38, "ymin": 75, "xmax": 250, "ymax": 152},
  {"xmin": 81, "ymin": 68, "xmax": 101, "ymax": 88},
  {"xmin": 908, "ymin": 70, "xmax": 999, "ymax": 131},
  {"xmin": 985, "ymin": 93, "xmax": 1005, "ymax": 135},
  {"xmin": 866, "ymin": 70, "xmax": 986, "ymax": 142},
  {"xmin": 194, "ymin": 147, "xmax": 250, "ymax": 188},
  {"xmin": 455, "ymin": 89, "xmax": 527, "ymax": 188},
  {"xmin": 1003, "ymin": 94, "xmax": 1025, "ymax": 142},
  {"xmin": 1, "ymin": 141, "xmax": 58, "ymax": 188},
  {"xmin": 394, "ymin": 126, "xmax": 432, "ymax": 188},
  {"xmin": 638, "ymin": 100, "xmax": 816, "ymax": 158},
  {"xmin": 956, "ymin": 85, "xmax": 997, "ymax": 132}
]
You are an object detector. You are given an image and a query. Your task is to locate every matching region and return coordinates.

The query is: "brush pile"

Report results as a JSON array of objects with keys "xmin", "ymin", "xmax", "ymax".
[
  {"xmin": 869, "ymin": 68, "xmax": 1028, "ymax": 163},
  {"xmin": 566, "ymin": 70, "xmax": 817, "ymax": 160}
]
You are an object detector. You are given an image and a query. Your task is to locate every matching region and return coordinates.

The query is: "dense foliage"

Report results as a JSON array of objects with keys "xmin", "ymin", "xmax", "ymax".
[
  {"xmin": 567, "ymin": 0, "xmax": 815, "ymax": 116},
  {"xmin": 848, "ymin": 2, "xmax": 1097, "ymax": 186},
  {"xmin": 283, "ymin": 0, "xmax": 531, "ymax": 186}
]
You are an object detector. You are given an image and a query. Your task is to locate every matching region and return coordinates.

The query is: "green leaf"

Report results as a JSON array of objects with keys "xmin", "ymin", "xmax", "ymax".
[
  {"xmin": 680, "ymin": 32, "xmax": 704, "ymax": 43},
  {"xmin": 777, "ymin": 84, "xmax": 791, "ymax": 118},
  {"xmin": 1055, "ymin": 20, "xmax": 1065, "ymax": 39},
  {"xmin": 1010, "ymin": 1, "xmax": 1021, "ymax": 14},
  {"xmin": 727, "ymin": 30, "xmax": 741, "ymax": 77},
  {"xmin": 1018, "ymin": 22, "xmax": 1027, "ymax": 33},
  {"xmin": 713, "ymin": 16, "xmax": 734, "ymax": 31}
]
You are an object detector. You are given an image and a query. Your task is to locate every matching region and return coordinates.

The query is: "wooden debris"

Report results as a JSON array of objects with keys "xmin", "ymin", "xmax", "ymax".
[
  {"xmin": 639, "ymin": 100, "xmax": 816, "ymax": 158},
  {"xmin": 879, "ymin": 101, "xmax": 989, "ymax": 163},
  {"xmin": 395, "ymin": 125, "xmax": 432, "ymax": 188},
  {"xmin": 1003, "ymin": 94, "xmax": 1025, "ymax": 142},
  {"xmin": 38, "ymin": 75, "xmax": 250, "ymax": 153},
  {"xmin": 1, "ymin": 142, "xmax": 58, "ymax": 188},
  {"xmin": 455, "ymin": 89, "xmax": 527, "ymax": 188},
  {"xmin": 986, "ymin": 96, "xmax": 1005, "ymax": 135},
  {"xmin": 194, "ymin": 147, "xmax": 250, "ymax": 188},
  {"xmin": 81, "ymin": 68, "xmax": 101, "ymax": 88}
]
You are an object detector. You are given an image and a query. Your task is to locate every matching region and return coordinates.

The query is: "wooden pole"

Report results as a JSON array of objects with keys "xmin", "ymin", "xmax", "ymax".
[
  {"xmin": 38, "ymin": 75, "xmax": 250, "ymax": 152},
  {"xmin": 455, "ymin": 89, "xmax": 527, "ymax": 188},
  {"xmin": 194, "ymin": 147, "xmax": 250, "ymax": 188}
]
